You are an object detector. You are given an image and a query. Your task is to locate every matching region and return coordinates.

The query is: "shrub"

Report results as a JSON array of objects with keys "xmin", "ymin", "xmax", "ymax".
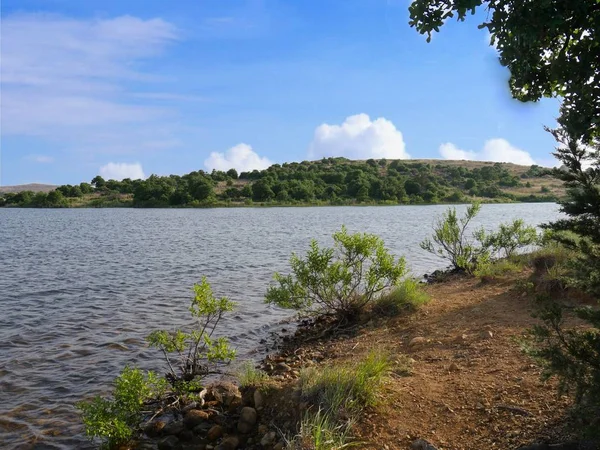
[
  {"xmin": 78, "ymin": 367, "xmax": 167, "ymax": 449},
  {"xmin": 420, "ymin": 203, "xmax": 489, "ymax": 273},
  {"xmin": 484, "ymin": 219, "xmax": 540, "ymax": 258},
  {"xmin": 375, "ymin": 278, "xmax": 430, "ymax": 315},
  {"xmin": 265, "ymin": 226, "xmax": 406, "ymax": 320},
  {"xmin": 526, "ymin": 300, "xmax": 600, "ymax": 435},
  {"xmin": 147, "ymin": 277, "xmax": 236, "ymax": 392}
]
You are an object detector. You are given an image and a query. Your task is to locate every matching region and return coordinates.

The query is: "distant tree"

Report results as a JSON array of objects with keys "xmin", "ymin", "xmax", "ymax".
[
  {"xmin": 80, "ymin": 182, "xmax": 93, "ymax": 194},
  {"xmin": 91, "ymin": 176, "xmax": 106, "ymax": 190},
  {"xmin": 226, "ymin": 168, "xmax": 238, "ymax": 179}
]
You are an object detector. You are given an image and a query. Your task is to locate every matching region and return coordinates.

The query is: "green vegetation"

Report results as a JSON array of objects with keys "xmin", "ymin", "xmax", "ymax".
[
  {"xmin": 0, "ymin": 159, "xmax": 563, "ymax": 208},
  {"xmin": 79, "ymin": 278, "xmax": 235, "ymax": 448},
  {"xmin": 77, "ymin": 367, "xmax": 167, "ymax": 449},
  {"xmin": 483, "ymin": 219, "xmax": 540, "ymax": 258},
  {"xmin": 235, "ymin": 361, "xmax": 269, "ymax": 389},
  {"xmin": 147, "ymin": 277, "xmax": 236, "ymax": 393},
  {"xmin": 288, "ymin": 352, "xmax": 389, "ymax": 449},
  {"xmin": 375, "ymin": 278, "xmax": 430, "ymax": 315},
  {"xmin": 265, "ymin": 226, "xmax": 406, "ymax": 320},
  {"xmin": 420, "ymin": 203, "xmax": 489, "ymax": 273}
]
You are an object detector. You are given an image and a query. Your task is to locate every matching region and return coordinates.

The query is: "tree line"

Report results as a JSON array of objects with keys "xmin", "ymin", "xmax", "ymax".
[{"xmin": 0, "ymin": 159, "xmax": 557, "ymax": 208}]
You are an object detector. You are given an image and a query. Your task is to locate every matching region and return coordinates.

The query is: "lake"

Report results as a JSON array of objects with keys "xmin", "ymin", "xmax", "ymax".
[{"xmin": 0, "ymin": 203, "xmax": 560, "ymax": 449}]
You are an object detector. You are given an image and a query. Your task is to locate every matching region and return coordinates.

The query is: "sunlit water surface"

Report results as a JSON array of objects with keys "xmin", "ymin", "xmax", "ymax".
[{"xmin": 0, "ymin": 204, "xmax": 560, "ymax": 449}]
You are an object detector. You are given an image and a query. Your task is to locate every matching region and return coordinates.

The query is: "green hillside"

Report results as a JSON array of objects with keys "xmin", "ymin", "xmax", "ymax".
[{"xmin": 0, "ymin": 158, "xmax": 564, "ymax": 208}]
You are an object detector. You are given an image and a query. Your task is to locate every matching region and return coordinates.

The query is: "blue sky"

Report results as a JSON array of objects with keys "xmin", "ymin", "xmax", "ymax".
[{"xmin": 1, "ymin": 0, "xmax": 561, "ymax": 186}]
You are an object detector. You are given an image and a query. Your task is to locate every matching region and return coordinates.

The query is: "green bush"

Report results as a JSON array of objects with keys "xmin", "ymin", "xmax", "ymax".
[
  {"xmin": 265, "ymin": 226, "xmax": 406, "ymax": 320},
  {"xmin": 483, "ymin": 219, "xmax": 539, "ymax": 258},
  {"xmin": 375, "ymin": 278, "xmax": 430, "ymax": 315},
  {"xmin": 147, "ymin": 277, "xmax": 236, "ymax": 392},
  {"xmin": 77, "ymin": 367, "xmax": 167, "ymax": 449},
  {"xmin": 526, "ymin": 300, "xmax": 600, "ymax": 436},
  {"xmin": 420, "ymin": 203, "xmax": 489, "ymax": 273},
  {"xmin": 474, "ymin": 258, "xmax": 523, "ymax": 281}
]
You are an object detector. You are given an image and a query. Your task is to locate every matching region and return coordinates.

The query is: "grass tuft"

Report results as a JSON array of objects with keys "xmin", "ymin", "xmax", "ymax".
[
  {"xmin": 299, "ymin": 351, "xmax": 389, "ymax": 420},
  {"xmin": 375, "ymin": 278, "xmax": 430, "ymax": 316},
  {"xmin": 474, "ymin": 258, "xmax": 523, "ymax": 281},
  {"xmin": 235, "ymin": 361, "xmax": 269, "ymax": 388}
]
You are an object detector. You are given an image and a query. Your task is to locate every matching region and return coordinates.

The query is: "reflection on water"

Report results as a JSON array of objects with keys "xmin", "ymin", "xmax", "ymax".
[{"xmin": 0, "ymin": 204, "xmax": 560, "ymax": 449}]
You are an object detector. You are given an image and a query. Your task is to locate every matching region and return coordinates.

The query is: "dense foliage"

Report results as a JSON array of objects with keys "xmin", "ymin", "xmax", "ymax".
[
  {"xmin": 77, "ymin": 367, "xmax": 167, "ymax": 449},
  {"xmin": 266, "ymin": 226, "xmax": 406, "ymax": 319},
  {"xmin": 0, "ymin": 159, "xmax": 560, "ymax": 208}
]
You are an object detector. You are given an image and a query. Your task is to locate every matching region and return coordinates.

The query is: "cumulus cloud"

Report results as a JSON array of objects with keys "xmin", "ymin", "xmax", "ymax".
[
  {"xmin": 308, "ymin": 113, "xmax": 410, "ymax": 160},
  {"xmin": 204, "ymin": 143, "xmax": 273, "ymax": 173},
  {"xmin": 439, "ymin": 138, "xmax": 536, "ymax": 165},
  {"xmin": 99, "ymin": 162, "xmax": 146, "ymax": 180},
  {"xmin": 1, "ymin": 13, "xmax": 180, "ymax": 154}
]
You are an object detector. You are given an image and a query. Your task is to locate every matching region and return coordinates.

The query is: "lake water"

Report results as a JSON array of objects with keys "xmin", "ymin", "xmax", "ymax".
[{"xmin": 0, "ymin": 203, "xmax": 561, "ymax": 449}]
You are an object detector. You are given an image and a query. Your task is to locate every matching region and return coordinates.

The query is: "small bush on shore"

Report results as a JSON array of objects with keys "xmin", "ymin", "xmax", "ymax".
[
  {"xmin": 147, "ymin": 277, "xmax": 236, "ymax": 393},
  {"xmin": 420, "ymin": 202, "xmax": 489, "ymax": 274},
  {"xmin": 375, "ymin": 278, "xmax": 430, "ymax": 315},
  {"xmin": 77, "ymin": 367, "xmax": 167, "ymax": 449},
  {"xmin": 266, "ymin": 226, "xmax": 406, "ymax": 320},
  {"xmin": 483, "ymin": 219, "xmax": 540, "ymax": 258}
]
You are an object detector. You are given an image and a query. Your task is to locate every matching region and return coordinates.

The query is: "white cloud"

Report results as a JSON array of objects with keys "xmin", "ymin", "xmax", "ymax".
[
  {"xmin": 439, "ymin": 138, "xmax": 536, "ymax": 165},
  {"xmin": 1, "ymin": 13, "xmax": 181, "ymax": 154},
  {"xmin": 308, "ymin": 113, "xmax": 410, "ymax": 160},
  {"xmin": 204, "ymin": 143, "xmax": 273, "ymax": 173},
  {"xmin": 99, "ymin": 162, "xmax": 146, "ymax": 180},
  {"xmin": 26, "ymin": 155, "xmax": 54, "ymax": 163}
]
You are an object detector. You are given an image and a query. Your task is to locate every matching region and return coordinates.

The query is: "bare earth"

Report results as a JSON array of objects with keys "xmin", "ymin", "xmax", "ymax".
[{"xmin": 266, "ymin": 272, "xmax": 590, "ymax": 450}]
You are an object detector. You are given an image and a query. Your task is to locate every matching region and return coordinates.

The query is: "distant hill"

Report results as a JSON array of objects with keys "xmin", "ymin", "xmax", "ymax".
[
  {"xmin": 0, "ymin": 183, "xmax": 57, "ymax": 193},
  {"xmin": 0, "ymin": 158, "xmax": 564, "ymax": 208}
]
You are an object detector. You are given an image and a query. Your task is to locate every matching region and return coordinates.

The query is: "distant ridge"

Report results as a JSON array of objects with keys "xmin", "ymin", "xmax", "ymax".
[{"xmin": 0, "ymin": 183, "xmax": 57, "ymax": 193}]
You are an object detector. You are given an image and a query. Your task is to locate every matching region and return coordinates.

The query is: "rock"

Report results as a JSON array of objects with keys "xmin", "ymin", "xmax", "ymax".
[
  {"xmin": 273, "ymin": 443, "xmax": 285, "ymax": 450},
  {"xmin": 184, "ymin": 409, "xmax": 210, "ymax": 429},
  {"xmin": 409, "ymin": 336, "xmax": 427, "ymax": 347},
  {"xmin": 193, "ymin": 422, "xmax": 213, "ymax": 435},
  {"xmin": 275, "ymin": 362, "xmax": 292, "ymax": 372},
  {"xmin": 144, "ymin": 419, "xmax": 166, "ymax": 437},
  {"xmin": 207, "ymin": 425, "xmax": 224, "ymax": 441},
  {"xmin": 162, "ymin": 421, "xmax": 185, "ymax": 436},
  {"xmin": 179, "ymin": 429, "xmax": 194, "ymax": 442},
  {"xmin": 257, "ymin": 424, "xmax": 268, "ymax": 435},
  {"xmin": 448, "ymin": 362, "xmax": 460, "ymax": 372},
  {"xmin": 216, "ymin": 436, "xmax": 240, "ymax": 450},
  {"xmin": 479, "ymin": 330, "xmax": 494, "ymax": 340},
  {"xmin": 206, "ymin": 382, "xmax": 241, "ymax": 408},
  {"xmin": 260, "ymin": 431, "xmax": 277, "ymax": 447},
  {"xmin": 253, "ymin": 390, "xmax": 264, "ymax": 409},
  {"xmin": 158, "ymin": 435, "xmax": 182, "ymax": 450},
  {"xmin": 239, "ymin": 406, "xmax": 257, "ymax": 426},
  {"xmin": 411, "ymin": 439, "xmax": 438, "ymax": 450}
]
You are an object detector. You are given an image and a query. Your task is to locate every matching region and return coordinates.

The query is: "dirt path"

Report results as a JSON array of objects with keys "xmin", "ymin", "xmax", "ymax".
[{"xmin": 288, "ymin": 275, "xmax": 584, "ymax": 450}]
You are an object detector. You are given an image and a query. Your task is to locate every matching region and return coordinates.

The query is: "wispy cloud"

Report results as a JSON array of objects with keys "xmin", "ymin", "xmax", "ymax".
[
  {"xmin": 26, "ymin": 155, "xmax": 54, "ymax": 163},
  {"xmin": 1, "ymin": 13, "xmax": 182, "ymax": 154}
]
